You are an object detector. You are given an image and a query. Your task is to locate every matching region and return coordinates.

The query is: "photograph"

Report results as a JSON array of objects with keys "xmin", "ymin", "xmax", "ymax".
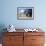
[{"xmin": 17, "ymin": 7, "xmax": 34, "ymax": 20}]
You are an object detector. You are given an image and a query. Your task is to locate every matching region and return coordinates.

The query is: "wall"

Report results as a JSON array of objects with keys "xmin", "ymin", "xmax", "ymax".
[
  {"xmin": 0, "ymin": 0, "xmax": 46, "ymax": 29},
  {"xmin": 0, "ymin": 0, "xmax": 46, "ymax": 45}
]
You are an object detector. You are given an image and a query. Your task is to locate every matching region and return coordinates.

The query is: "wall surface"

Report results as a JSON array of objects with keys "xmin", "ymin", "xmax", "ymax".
[
  {"xmin": 0, "ymin": 0, "xmax": 46, "ymax": 45},
  {"xmin": 0, "ymin": 0, "xmax": 46, "ymax": 30}
]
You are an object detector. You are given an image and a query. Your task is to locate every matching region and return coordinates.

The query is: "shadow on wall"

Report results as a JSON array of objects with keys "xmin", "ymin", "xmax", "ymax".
[{"xmin": 0, "ymin": 24, "xmax": 7, "ymax": 43}]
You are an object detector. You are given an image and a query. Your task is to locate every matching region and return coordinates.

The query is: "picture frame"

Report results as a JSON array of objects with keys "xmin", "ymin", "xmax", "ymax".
[{"xmin": 17, "ymin": 7, "xmax": 34, "ymax": 20}]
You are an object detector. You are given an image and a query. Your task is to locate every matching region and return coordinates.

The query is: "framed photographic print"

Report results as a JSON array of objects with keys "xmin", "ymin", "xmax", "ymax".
[{"xmin": 17, "ymin": 7, "xmax": 34, "ymax": 20}]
